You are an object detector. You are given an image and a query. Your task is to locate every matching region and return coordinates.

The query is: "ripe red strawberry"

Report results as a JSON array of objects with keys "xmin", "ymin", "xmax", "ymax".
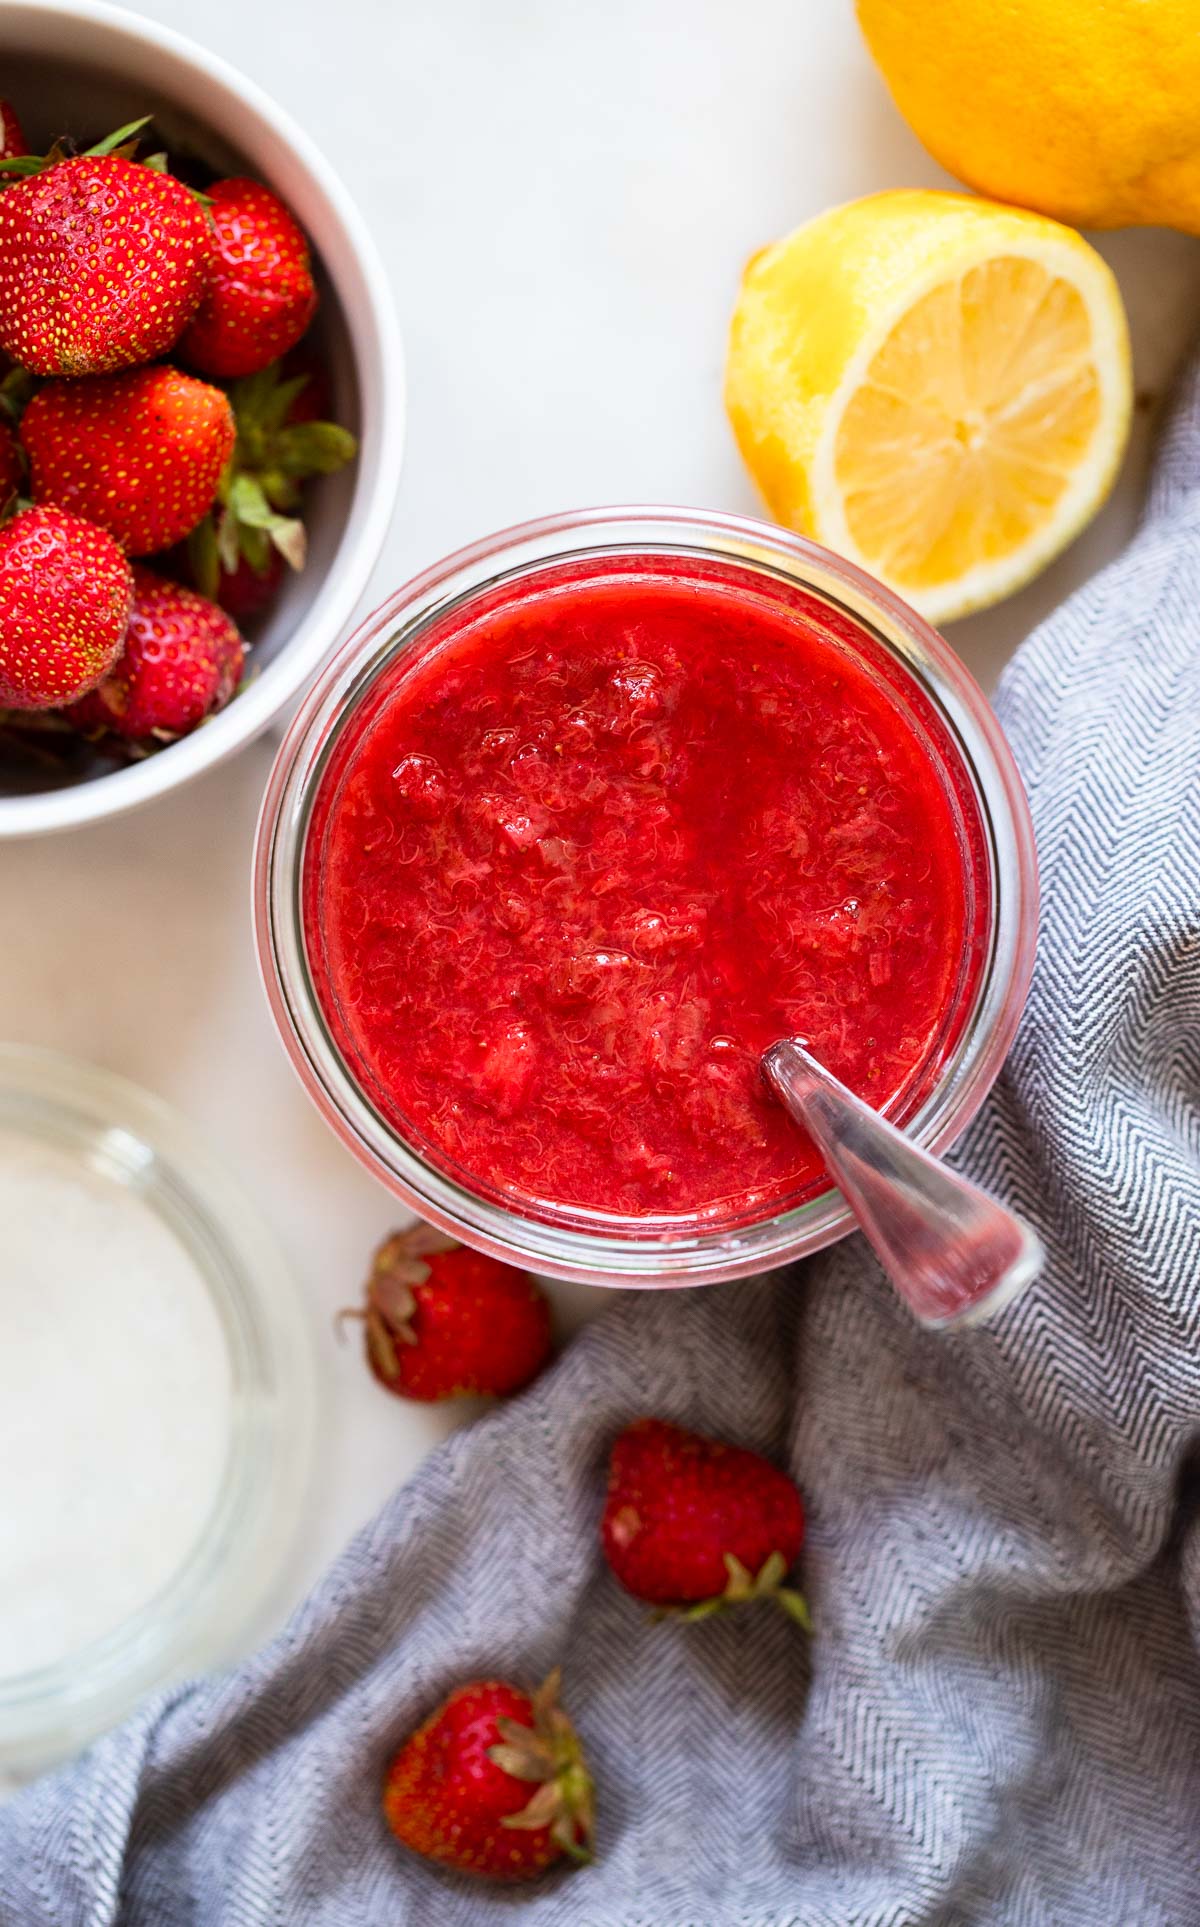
[
  {"xmin": 0, "ymin": 155, "xmax": 211, "ymax": 377},
  {"xmin": 344, "ymin": 1225, "xmax": 553, "ymax": 1402},
  {"xmin": 23, "ymin": 366, "xmax": 235, "ymax": 555},
  {"xmin": 601, "ymin": 1418, "xmax": 809, "ymax": 1622},
  {"xmin": 383, "ymin": 1670, "xmax": 594, "ymax": 1882},
  {"xmin": 0, "ymin": 101, "xmax": 28, "ymax": 162},
  {"xmin": 68, "ymin": 566, "xmax": 242, "ymax": 740},
  {"xmin": 180, "ymin": 178, "xmax": 316, "ymax": 379},
  {"xmin": 0, "ymin": 419, "xmax": 21, "ymax": 501},
  {"xmin": 0, "ymin": 507, "xmax": 132, "ymax": 709}
]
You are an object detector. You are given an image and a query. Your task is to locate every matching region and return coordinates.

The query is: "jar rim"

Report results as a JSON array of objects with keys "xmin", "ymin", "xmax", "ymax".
[{"xmin": 254, "ymin": 506, "xmax": 1038, "ymax": 1285}]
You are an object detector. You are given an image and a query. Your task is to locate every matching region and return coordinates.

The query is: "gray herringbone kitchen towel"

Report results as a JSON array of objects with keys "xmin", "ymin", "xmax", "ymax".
[{"xmin": 6, "ymin": 369, "xmax": 1200, "ymax": 1927}]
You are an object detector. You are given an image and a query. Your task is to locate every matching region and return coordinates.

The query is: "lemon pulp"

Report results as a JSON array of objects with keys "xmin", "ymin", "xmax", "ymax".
[{"xmin": 836, "ymin": 257, "xmax": 1101, "ymax": 594}]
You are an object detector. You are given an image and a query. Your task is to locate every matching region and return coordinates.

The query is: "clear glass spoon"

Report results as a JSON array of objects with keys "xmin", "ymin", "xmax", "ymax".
[{"xmin": 762, "ymin": 1037, "xmax": 1044, "ymax": 1327}]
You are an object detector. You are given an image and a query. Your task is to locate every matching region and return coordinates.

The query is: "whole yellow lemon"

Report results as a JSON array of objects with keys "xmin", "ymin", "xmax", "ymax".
[{"xmin": 857, "ymin": 0, "xmax": 1200, "ymax": 231}]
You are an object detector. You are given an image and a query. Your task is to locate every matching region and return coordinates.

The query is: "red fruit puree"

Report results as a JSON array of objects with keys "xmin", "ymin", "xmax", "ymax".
[{"xmin": 305, "ymin": 558, "xmax": 984, "ymax": 1227}]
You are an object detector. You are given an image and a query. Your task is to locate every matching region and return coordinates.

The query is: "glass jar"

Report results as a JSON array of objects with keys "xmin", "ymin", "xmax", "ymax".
[{"xmin": 254, "ymin": 508, "xmax": 1037, "ymax": 1287}]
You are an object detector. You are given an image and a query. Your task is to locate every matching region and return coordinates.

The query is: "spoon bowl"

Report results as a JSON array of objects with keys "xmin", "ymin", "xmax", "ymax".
[{"xmin": 763, "ymin": 1038, "xmax": 1043, "ymax": 1326}]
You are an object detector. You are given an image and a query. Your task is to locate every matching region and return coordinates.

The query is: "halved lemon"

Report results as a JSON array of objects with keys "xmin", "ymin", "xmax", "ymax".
[{"xmin": 725, "ymin": 190, "xmax": 1132, "ymax": 622}]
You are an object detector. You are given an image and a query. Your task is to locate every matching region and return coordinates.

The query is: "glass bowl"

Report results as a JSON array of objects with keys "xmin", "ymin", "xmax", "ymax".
[
  {"xmin": 254, "ymin": 507, "xmax": 1038, "ymax": 1287},
  {"xmin": 0, "ymin": 1046, "xmax": 315, "ymax": 1782}
]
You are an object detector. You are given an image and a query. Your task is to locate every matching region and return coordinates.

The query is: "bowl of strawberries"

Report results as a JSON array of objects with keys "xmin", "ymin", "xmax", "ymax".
[{"xmin": 0, "ymin": 0, "xmax": 404, "ymax": 837}]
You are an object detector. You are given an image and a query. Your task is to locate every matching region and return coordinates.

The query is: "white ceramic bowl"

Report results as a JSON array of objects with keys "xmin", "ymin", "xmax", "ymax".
[{"xmin": 0, "ymin": 0, "xmax": 405, "ymax": 838}]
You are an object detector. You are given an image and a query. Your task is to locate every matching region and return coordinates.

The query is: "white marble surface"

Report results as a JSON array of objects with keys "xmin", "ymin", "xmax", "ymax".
[{"xmin": 4, "ymin": 0, "xmax": 1200, "ymax": 1644}]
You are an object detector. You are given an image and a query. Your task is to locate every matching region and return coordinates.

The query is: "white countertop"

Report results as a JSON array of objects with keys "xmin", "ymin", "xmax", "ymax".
[{"xmin": 5, "ymin": 0, "xmax": 1200, "ymax": 1649}]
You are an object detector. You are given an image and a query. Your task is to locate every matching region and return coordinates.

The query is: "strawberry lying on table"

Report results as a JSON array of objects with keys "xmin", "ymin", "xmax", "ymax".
[
  {"xmin": 0, "ymin": 107, "xmax": 357, "ymax": 760},
  {"xmin": 343, "ymin": 1226, "xmax": 554, "ymax": 1403}
]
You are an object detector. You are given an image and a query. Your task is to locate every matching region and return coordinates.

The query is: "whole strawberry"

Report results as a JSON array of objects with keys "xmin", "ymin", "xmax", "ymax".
[
  {"xmin": 68, "ymin": 566, "xmax": 242, "ymax": 740},
  {"xmin": 0, "ymin": 101, "xmax": 28, "ymax": 162},
  {"xmin": 345, "ymin": 1225, "xmax": 552, "ymax": 1401},
  {"xmin": 24, "ymin": 366, "xmax": 235, "ymax": 554},
  {"xmin": 601, "ymin": 1418, "xmax": 809, "ymax": 1622},
  {"xmin": 0, "ymin": 506, "xmax": 132, "ymax": 709},
  {"xmin": 383, "ymin": 1670, "xmax": 593, "ymax": 1882},
  {"xmin": 0, "ymin": 154, "xmax": 211, "ymax": 377},
  {"xmin": 181, "ymin": 178, "xmax": 316, "ymax": 379},
  {"xmin": 0, "ymin": 419, "xmax": 21, "ymax": 502}
]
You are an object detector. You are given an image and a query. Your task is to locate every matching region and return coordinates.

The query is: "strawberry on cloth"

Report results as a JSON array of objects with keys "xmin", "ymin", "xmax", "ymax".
[
  {"xmin": 383, "ymin": 1671, "xmax": 593, "ymax": 1881},
  {"xmin": 343, "ymin": 1226, "xmax": 553, "ymax": 1402},
  {"xmin": 601, "ymin": 1417, "xmax": 808, "ymax": 1621}
]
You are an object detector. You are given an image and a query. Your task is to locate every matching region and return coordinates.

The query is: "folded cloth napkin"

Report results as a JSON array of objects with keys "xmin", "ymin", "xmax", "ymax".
[{"xmin": 7, "ymin": 362, "xmax": 1200, "ymax": 1927}]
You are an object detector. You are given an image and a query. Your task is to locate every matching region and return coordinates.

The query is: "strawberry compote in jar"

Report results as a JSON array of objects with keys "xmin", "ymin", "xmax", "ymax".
[{"xmin": 256, "ymin": 509, "xmax": 1036, "ymax": 1286}]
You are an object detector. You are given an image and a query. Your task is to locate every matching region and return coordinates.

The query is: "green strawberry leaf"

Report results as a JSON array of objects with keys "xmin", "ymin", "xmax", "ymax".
[
  {"xmin": 83, "ymin": 116, "xmax": 152, "ymax": 159},
  {"xmin": 264, "ymin": 376, "xmax": 312, "ymax": 430},
  {"xmin": 187, "ymin": 514, "xmax": 221, "ymax": 601},
  {"xmin": 268, "ymin": 517, "xmax": 307, "ymax": 570},
  {"xmin": 217, "ymin": 356, "xmax": 359, "ymax": 581},
  {"xmin": 237, "ymin": 523, "xmax": 273, "ymax": 574},
  {"xmin": 274, "ymin": 421, "xmax": 358, "ymax": 475},
  {"xmin": 226, "ymin": 474, "xmax": 307, "ymax": 570},
  {"xmin": 777, "ymin": 1588, "xmax": 813, "ymax": 1631},
  {"xmin": 216, "ymin": 503, "xmax": 241, "ymax": 575},
  {"xmin": 259, "ymin": 468, "xmax": 303, "ymax": 513},
  {"xmin": 0, "ymin": 117, "xmax": 170, "ymax": 190},
  {"xmin": 226, "ymin": 473, "xmax": 274, "ymax": 528},
  {"xmin": 230, "ymin": 367, "xmax": 311, "ymax": 441}
]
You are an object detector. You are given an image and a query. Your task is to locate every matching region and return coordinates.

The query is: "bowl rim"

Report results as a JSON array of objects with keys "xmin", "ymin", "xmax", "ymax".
[{"xmin": 0, "ymin": 0, "xmax": 406, "ymax": 839}]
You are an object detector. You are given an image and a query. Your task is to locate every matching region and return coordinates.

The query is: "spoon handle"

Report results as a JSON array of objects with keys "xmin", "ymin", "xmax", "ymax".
[{"xmin": 763, "ymin": 1038, "xmax": 1044, "ymax": 1327}]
